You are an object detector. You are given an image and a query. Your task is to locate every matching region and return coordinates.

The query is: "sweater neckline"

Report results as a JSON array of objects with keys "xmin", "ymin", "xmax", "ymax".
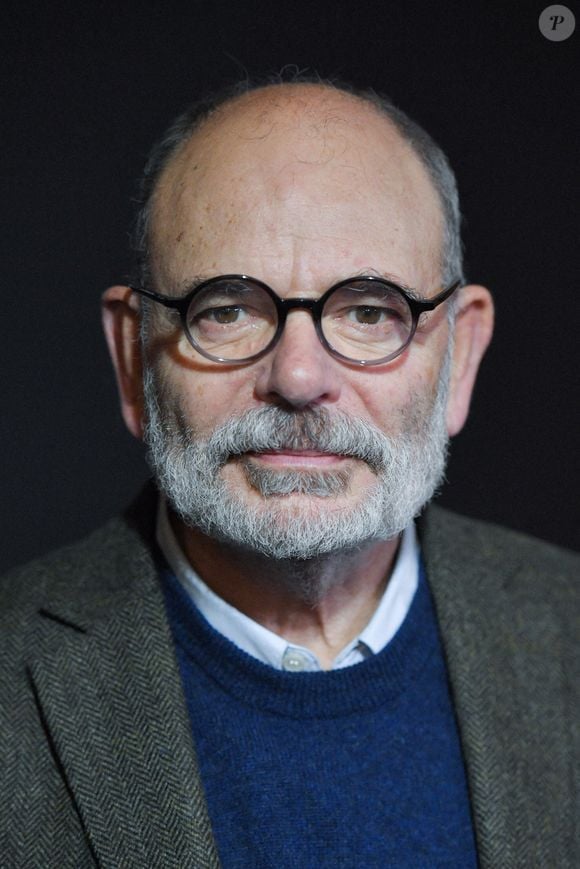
[
  {"xmin": 161, "ymin": 561, "xmax": 438, "ymax": 720},
  {"xmin": 157, "ymin": 497, "xmax": 420, "ymax": 671}
]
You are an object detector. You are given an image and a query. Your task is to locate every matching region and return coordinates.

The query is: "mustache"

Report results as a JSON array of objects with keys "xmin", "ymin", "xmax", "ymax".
[{"xmin": 201, "ymin": 406, "xmax": 392, "ymax": 473}]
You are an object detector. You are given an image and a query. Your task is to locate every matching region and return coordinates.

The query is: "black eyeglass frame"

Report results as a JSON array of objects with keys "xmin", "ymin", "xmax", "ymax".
[{"xmin": 130, "ymin": 274, "xmax": 461, "ymax": 366}]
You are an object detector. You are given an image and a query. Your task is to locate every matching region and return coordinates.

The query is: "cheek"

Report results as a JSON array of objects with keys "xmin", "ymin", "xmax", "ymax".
[
  {"xmin": 353, "ymin": 358, "xmax": 441, "ymax": 433},
  {"xmin": 160, "ymin": 366, "xmax": 257, "ymax": 435}
]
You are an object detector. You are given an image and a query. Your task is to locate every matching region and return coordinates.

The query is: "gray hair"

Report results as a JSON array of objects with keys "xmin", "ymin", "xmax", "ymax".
[{"xmin": 132, "ymin": 73, "xmax": 464, "ymax": 335}]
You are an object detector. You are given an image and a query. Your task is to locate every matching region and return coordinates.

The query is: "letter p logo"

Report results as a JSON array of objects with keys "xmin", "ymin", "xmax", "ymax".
[{"xmin": 539, "ymin": 5, "xmax": 576, "ymax": 40}]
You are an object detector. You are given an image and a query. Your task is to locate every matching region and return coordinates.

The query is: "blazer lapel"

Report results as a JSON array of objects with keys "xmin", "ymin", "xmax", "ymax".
[
  {"xmin": 28, "ymin": 519, "xmax": 220, "ymax": 868},
  {"xmin": 421, "ymin": 507, "xmax": 573, "ymax": 868}
]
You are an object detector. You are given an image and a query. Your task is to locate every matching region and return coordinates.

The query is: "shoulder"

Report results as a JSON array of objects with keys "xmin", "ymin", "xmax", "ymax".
[
  {"xmin": 0, "ymin": 485, "xmax": 159, "ymax": 641},
  {"xmin": 423, "ymin": 504, "xmax": 579, "ymax": 571},
  {"xmin": 419, "ymin": 504, "xmax": 579, "ymax": 614},
  {"xmin": 0, "ymin": 518, "xmax": 128, "ymax": 636}
]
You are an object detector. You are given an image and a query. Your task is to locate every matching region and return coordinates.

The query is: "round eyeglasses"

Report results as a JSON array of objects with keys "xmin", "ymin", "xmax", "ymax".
[{"xmin": 131, "ymin": 274, "xmax": 460, "ymax": 366}]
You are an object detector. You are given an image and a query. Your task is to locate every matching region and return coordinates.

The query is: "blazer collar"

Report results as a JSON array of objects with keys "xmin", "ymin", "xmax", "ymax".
[{"xmin": 27, "ymin": 487, "xmax": 220, "ymax": 867}]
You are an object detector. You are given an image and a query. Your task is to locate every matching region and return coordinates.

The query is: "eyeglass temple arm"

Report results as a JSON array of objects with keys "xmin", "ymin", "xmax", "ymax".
[
  {"xmin": 413, "ymin": 280, "xmax": 461, "ymax": 313},
  {"xmin": 130, "ymin": 286, "xmax": 186, "ymax": 312}
]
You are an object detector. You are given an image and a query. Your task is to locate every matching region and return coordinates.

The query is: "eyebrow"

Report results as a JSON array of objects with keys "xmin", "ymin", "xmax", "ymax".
[
  {"xmin": 173, "ymin": 275, "xmax": 206, "ymax": 297},
  {"xmin": 353, "ymin": 268, "xmax": 424, "ymax": 301}
]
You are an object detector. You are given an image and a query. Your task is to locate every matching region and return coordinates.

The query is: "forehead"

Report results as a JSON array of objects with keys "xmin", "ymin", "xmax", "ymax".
[{"xmin": 149, "ymin": 86, "xmax": 444, "ymax": 291}]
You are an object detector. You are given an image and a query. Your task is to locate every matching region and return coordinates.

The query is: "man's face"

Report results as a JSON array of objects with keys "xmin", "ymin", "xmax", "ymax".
[{"xmin": 141, "ymin": 88, "xmax": 454, "ymax": 557}]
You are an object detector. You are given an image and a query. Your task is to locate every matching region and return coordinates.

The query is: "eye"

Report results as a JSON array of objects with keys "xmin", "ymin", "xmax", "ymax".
[
  {"xmin": 202, "ymin": 306, "xmax": 245, "ymax": 324},
  {"xmin": 344, "ymin": 305, "xmax": 405, "ymax": 326},
  {"xmin": 349, "ymin": 306, "xmax": 387, "ymax": 325}
]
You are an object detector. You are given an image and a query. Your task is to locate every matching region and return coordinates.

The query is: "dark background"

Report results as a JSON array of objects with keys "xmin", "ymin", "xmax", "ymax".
[{"xmin": 2, "ymin": 1, "xmax": 579, "ymax": 572}]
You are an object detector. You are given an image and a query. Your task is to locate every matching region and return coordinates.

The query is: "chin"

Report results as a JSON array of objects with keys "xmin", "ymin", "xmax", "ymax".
[
  {"xmin": 232, "ymin": 477, "xmax": 377, "ymax": 530},
  {"xmin": 228, "ymin": 456, "xmax": 374, "ymax": 501}
]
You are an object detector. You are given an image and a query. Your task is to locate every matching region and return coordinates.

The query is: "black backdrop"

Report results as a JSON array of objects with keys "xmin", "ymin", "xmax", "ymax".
[{"xmin": 2, "ymin": 1, "xmax": 579, "ymax": 572}]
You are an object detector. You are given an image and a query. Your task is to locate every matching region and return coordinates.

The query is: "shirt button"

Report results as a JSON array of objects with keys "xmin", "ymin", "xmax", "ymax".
[{"xmin": 282, "ymin": 648, "xmax": 310, "ymax": 672}]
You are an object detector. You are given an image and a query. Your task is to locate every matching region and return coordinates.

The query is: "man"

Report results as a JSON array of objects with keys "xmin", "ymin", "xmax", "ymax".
[{"xmin": 1, "ymin": 78, "xmax": 577, "ymax": 868}]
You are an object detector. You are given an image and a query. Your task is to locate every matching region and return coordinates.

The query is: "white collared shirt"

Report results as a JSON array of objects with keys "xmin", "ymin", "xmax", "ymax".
[{"xmin": 157, "ymin": 498, "xmax": 419, "ymax": 672}]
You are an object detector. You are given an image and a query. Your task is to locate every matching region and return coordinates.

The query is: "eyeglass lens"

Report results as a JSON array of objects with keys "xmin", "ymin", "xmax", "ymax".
[{"xmin": 185, "ymin": 278, "xmax": 414, "ymax": 362}]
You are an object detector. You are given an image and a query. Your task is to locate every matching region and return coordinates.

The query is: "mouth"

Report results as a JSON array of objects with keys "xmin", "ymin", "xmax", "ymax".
[{"xmin": 245, "ymin": 450, "xmax": 351, "ymax": 467}]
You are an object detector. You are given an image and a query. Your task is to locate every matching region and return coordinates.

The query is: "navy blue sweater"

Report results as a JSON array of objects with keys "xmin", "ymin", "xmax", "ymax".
[{"xmin": 162, "ymin": 563, "xmax": 478, "ymax": 868}]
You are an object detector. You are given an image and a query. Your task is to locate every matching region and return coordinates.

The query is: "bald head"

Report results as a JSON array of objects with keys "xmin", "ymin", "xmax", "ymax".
[
  {"xmin": 133, "ymin": 79, "xmax": 463, "ymax": 292},
  {"xmin": 147, "ymin": 84, "xmax": 444, "ymax": 299}
]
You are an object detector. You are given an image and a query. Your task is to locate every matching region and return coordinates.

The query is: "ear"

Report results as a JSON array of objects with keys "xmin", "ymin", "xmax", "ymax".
[
  {"xmin": 101, "ymin": 285, "xmax": 145, "ymax": 440},
  {"xmin": 446, "ymin": 284, "xmax": 494, "ymax": 436}
]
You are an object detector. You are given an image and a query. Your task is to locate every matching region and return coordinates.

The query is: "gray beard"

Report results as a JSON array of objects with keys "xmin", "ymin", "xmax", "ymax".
[{"xmin": 142, "ymin": 352, "xmax": 451, "ymax": 564}]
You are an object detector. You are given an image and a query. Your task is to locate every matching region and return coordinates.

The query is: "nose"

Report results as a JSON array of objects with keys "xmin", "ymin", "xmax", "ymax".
[{"xmin": 253, "ymin": 309, "xmax": 342, "ymax": 409}]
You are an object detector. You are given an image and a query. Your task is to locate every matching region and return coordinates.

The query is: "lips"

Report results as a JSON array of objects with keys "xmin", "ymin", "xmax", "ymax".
[
  {"xmin": 246, "ymin": 450, "xmax": 349, "ymax": 466},
  {"xmin": 251, "ymin": 450, "xmax": 338, "ymax": 457}
]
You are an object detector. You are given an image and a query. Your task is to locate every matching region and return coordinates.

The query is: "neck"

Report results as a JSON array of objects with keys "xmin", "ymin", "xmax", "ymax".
[{"xmin": 171, "ymin": 513, "xmax": 400, "ymax": 670}]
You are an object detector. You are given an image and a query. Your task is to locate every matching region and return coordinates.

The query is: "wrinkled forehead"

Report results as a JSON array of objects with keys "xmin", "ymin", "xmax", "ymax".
[{"xmin": 148, "ymin": 87, "xmax": 444, "ymax": 289}]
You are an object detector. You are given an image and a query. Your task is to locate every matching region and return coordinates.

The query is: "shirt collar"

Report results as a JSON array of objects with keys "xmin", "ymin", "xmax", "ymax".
[{"xmin": 156, "ymin": 497, "xmax": 419, "ymax": 671}]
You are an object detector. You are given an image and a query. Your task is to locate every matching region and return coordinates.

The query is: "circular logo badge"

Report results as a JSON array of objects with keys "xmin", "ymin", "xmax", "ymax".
[{"xmin": 539, "ymin": 5, "xmax": 576, "ymax": 40}]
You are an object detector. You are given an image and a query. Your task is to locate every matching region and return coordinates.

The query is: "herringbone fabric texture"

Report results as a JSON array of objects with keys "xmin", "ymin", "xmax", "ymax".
[
  {"xmin": 421, "ymin": 510, "xmax": 579, "ymax": 868},
  {"xmin": 1, "ymin": 487, "xmax": 578, "ymax": 867},
  {"xmin": 1, "ymin": 488, "xmax": 220, "ymax": 868}
]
